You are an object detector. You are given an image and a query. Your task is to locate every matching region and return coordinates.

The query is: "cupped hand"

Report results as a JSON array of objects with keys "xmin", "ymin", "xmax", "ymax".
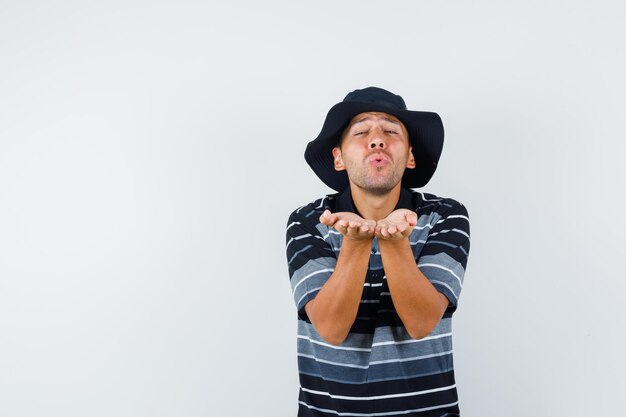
[
  {"xmin": 320, "ymin": 210, "xmax": 375, "ymax": 240},
  {"xmin": 375, "ymin": 209, "xmax": 418, "ymax": 240}
]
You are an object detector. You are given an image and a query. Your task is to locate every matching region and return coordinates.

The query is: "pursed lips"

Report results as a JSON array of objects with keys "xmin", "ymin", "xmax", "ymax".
[{"xmin": 367, "ymin": 152, "xmax": 391, "ymax": 167}]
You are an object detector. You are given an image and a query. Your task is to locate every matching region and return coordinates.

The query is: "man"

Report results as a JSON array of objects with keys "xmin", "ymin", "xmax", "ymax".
[{"xmin": 286, "ymin": 87, "xmax": 471, "ymax": 416}]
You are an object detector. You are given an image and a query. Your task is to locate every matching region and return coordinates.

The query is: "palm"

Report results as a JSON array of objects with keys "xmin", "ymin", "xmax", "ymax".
[
  {"xmin": 375, "ymin": 209, "xmax": 417, "ymax": 239},
  {"xmin": 320, "ymin": 210, "xmax": 375, "ymax": 240},
  {"xmin": 335, "ymin": 212, "xmax": 366, "ymax": 225}
]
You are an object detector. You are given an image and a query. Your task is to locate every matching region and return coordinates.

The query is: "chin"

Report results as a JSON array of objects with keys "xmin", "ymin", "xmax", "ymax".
[{"xmin": 360, "ymin": 181, "xmax": 399, "ymax": 196}]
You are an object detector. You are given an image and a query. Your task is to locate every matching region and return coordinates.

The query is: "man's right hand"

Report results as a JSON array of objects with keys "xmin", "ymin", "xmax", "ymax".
[
  {"xmin": 320, "ymin": 210, "xmax": 375, "ymax": 241},
  {"xmin": 309, "ymin": 209, "xmax": 374, "ymax": 345}
]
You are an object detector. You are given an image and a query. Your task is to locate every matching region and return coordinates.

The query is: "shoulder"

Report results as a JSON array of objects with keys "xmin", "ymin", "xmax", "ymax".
[
  {"xmin": 287, "ymin": 193, "xmax": 340, "ymax": 225},
  {"xmin": 285, "ymin": 194, "xmax": 340, "ymax": 258},
  {"xmin": 406, "ymin": 189, "xmax": 469, "ymax": 219}
]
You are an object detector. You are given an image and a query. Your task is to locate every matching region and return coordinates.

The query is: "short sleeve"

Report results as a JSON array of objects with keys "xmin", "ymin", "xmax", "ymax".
[
  {"xmin": 286, "ymin": 208, "xmax": 337, "ymax": 320},
  {"xmin": 417, "ymin": 200, "xmax": 471, "ymax": 314}
]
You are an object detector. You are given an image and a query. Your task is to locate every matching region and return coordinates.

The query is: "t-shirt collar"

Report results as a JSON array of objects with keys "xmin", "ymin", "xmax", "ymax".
[{"xmin": 335, "ymin": 186, "xmax": 414, "ymax": 215}]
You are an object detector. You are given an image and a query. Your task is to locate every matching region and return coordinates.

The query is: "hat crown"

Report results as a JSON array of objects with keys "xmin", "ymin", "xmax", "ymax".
[
  {"xmin": 343, "ymin": 87, "xmax": 407, "ymax": 111},
  {"xmin": 305, "ymin": 86, "xmax": 444, "ymax": 191}
]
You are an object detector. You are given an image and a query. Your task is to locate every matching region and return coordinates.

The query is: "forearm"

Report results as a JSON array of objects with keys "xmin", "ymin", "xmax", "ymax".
[
  {"xmin": 379, "ymin": 238, "xmax": 448, "ymax": 339},
  {"xmin": 305, "ymin": 238, "xmax": 371, "ymax": 345}
]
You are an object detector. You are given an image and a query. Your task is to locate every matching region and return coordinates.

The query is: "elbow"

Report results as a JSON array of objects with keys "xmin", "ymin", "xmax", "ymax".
[
  {"xmin": 323, "ymin": 336, "xmax": 347, "ymax": 346},
  {"xmin": 313, "ymin": 317, "xmax": 349, "ymax": 345},
  {"xmin": 318, "ymin": 328, "xmax": 348, "ymax": 346},
  {"xmin": 306, "ymin": 302, "xmax": 349, "ymax": 346},
  {"xmin": 407, "ymin": 328, "xmax": 430, "ymax": 340},
  {"xmin": 405, "ymin": 303, "xmax": 447, "ymax": 340},
  {"xmin": 406, "ymin": 322, "xmax": 437, "ymax": 340}
]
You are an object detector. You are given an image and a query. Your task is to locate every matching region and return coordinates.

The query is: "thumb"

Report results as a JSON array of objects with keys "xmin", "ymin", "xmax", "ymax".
[
  {"xmin": 405, "ymin": 210, "xmax": 418, "ymax": 226},
  {"xmin": 320, "ymin": 210, "xmax": 333, "ymax": 224}
]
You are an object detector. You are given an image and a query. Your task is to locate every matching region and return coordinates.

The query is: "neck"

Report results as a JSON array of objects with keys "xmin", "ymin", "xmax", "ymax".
[{"xmin": 350, "ymin": 183, "xmax": 402, "ymax": 221}]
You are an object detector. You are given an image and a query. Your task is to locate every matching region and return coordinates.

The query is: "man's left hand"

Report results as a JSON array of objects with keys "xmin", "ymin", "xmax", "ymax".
[{"xmin": 375, "ymin": 209, "xmax": 418, "ymax": 240}]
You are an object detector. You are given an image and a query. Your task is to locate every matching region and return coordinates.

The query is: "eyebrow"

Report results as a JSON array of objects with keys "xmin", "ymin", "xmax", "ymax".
[{"xmin": 350, "ymin": 116, "xmax": 401, "ymax": 128}]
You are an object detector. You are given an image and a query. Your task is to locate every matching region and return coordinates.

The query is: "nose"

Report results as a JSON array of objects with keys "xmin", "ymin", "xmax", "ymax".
[{"xmin": 369, "ymin": 130, "xmax": 385, "ymax": 149}]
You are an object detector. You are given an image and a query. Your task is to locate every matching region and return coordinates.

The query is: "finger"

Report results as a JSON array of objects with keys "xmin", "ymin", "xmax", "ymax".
[
  {"xmin": 346, "ymin": 224, "xmax": 363, "ymax": 238},
  {"xmin": 359, "ymin": 229, "xmax": 374, "ymax": 239},
  {"xmin": 374, "ymin": 220, "xmax": 386, "ymax": 235},
  {"xmin": 320, "ymin": 210, "xmax": 334, "ymax": 225},
  {"xmin": 333, "ymin": 218, "xmax": 350, "ymax": 235},
  {"xmin": 348, "ymin": 220, "xmax": 362, "ymax": 229},
  {"xmin": 335, "ymin": 224, "xmax": 348, "ymax": 235},
  {"xmin": 406, "ymin": 211, "xmax": 418, "ymax": 226},
  {"xmin": 391, "ymin": 230, "xmax": 405, "ymax": 239},
  {"xmin": 345, "ymin": 221, "xmax": 368, "ymax": 237}
]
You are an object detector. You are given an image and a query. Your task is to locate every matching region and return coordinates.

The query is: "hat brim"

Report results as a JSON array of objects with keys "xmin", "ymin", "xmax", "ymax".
[{"xmin": 305, "ymin": 101, "xmax": 444, "ymax": 192}]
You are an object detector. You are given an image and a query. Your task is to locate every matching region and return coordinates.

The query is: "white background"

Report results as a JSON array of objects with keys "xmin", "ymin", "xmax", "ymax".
[{"xmin": 1, "ymin": 1, "xmax": 625, "ymax": 416}]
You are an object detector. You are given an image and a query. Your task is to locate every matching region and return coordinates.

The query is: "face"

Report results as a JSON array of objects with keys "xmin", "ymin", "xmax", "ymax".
[{"xmin": 332, "ymin": 112, "xmax": 415, "ymax": 196}]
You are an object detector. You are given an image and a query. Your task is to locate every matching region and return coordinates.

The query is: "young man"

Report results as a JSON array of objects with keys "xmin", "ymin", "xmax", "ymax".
[{"xmin": 286, "ymin": 87, "xmax": 471, "ymax": 416}]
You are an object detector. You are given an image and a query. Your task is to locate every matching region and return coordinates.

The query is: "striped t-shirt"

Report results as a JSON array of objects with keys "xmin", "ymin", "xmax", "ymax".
[{"xmin": 286, "ymin": 187, "xmax": 471, "ymax": 417}]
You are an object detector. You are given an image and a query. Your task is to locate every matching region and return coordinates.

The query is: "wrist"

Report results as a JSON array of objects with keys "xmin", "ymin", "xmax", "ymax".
[
  {"xmin": 378, "ymin": 236, "xmax": 410, "ymax": 249},
  {"xmin": 342, "ymin": 236, "xmax": 373, "ymax": 248}
]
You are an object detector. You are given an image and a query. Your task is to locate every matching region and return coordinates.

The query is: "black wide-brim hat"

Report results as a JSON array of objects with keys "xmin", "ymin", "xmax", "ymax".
[{"xmin": 304, "ymin": 86, "xmax": 444, "ymax": 192}]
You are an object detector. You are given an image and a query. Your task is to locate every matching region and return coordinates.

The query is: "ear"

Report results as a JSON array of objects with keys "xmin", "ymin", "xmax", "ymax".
[
  {"xmin": 406, "ymin": 147, "xmax": 416, "ymax": 169},
  {"xmin": 332, "ymin": 147, "xmax": 346, "ymax": 171}
]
